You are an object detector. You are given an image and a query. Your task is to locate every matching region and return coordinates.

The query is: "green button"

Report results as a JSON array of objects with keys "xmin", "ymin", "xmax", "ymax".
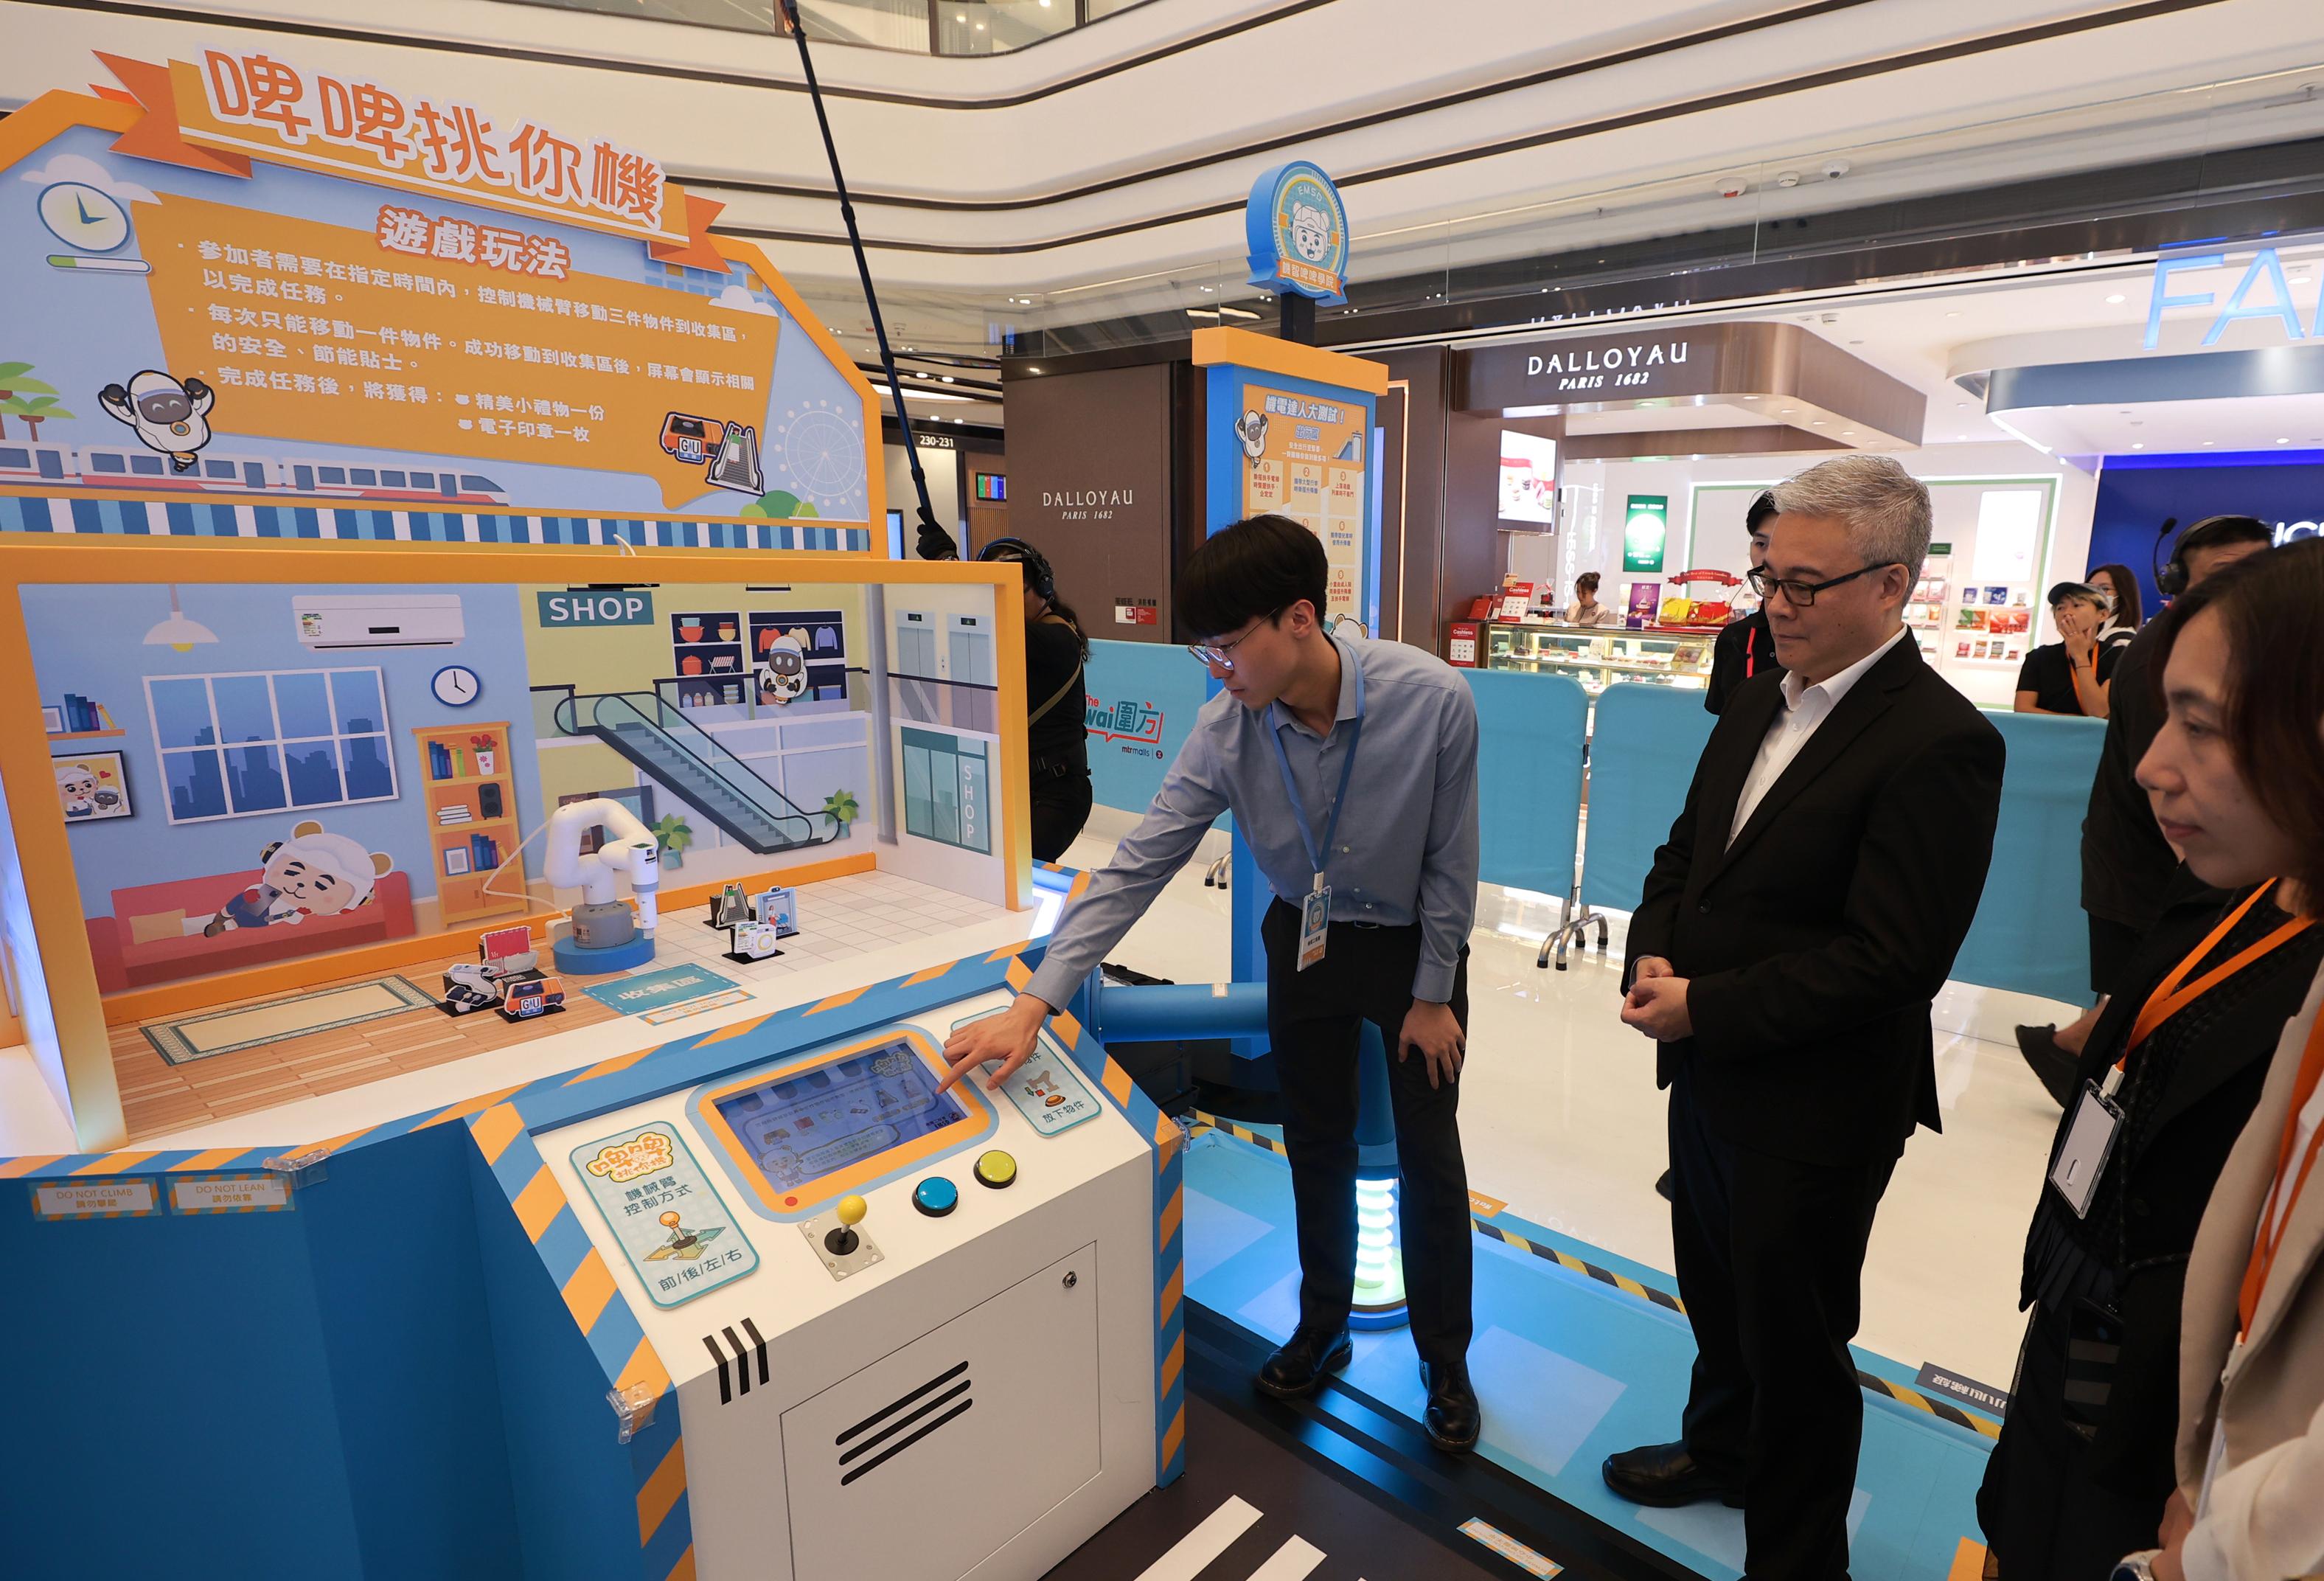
[{"xmin": 974, "ymin": 1150, "xmax": 1017, "ymax": 1189}]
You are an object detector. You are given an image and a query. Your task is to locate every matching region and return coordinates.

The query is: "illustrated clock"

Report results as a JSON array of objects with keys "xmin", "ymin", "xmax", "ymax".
[
  {"xmin": 37, "ymin": 182, "xmax": 131, "ymax": 254},
  {"xmin": 431, "ymin": 665, "xmax": 483, "ymax": 708}
]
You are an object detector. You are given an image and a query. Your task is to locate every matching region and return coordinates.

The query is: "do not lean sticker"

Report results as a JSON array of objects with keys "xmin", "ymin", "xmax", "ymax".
[{"xmin": 571, "ymin": 1124, "xmax": 759, "ymax": 1308}]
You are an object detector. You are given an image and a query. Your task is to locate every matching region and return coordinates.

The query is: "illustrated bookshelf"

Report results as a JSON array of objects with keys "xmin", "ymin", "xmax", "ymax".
[{"xmin": 412, "ymin": 721, "xmax": 527, "ymax": 925}]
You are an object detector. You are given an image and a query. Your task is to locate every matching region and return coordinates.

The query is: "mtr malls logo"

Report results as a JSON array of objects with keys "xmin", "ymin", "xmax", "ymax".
[{"xmin": 1086, "ymin": 695, "xmax": 1166, "ymax": 754}]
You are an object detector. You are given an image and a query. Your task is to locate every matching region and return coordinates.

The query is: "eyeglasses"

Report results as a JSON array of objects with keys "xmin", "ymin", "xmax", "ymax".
[
  {"xmin": 1186, "ymin": 608, "xmax": 1283, "ymax": 671},
  {"xmin": 1746, "ymin": 561, "xmax": 1901, "ymax": 608}
]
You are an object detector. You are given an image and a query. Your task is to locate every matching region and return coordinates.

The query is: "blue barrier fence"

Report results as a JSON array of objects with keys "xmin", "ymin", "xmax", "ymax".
[
  {"xmin": 1079, "ymin": 661, "xmax": 2105, "ymax": 1007},
  {"xmin": 1467, "ymin": 669, "xmax": 1589, "ymax": 899}
]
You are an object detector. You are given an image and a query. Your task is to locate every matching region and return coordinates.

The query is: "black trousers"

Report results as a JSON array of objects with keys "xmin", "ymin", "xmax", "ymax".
[
  {"xmin": 1669, "ymin": 1069, "xmax": 1899, "ymax": 1581},
  {"xmin": 1028, "ymin": 765, "xmax": 1093, "ymax": 864},
  {"xmin": 1262, "ymin": 900, "xmax": 1472, "ymax": 1369},
  {"xmin": 1976, "ymin": 1300, "xmax": 2164, "ymax": 1579}
]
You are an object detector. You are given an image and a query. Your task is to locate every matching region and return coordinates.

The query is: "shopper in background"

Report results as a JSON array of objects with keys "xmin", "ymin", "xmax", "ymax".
[
  {"xmin": 2019, "ymin": 518, "xmax": 2277, "ymax": 1100},
  {"xmin": 1569, "ymin": 571, "xmax": 1618, "ymax": 627},
  {"xmin": 1977, "ymin": 874, "xmax": 2320, "ymax": 1565},
  {"xmin": 2113, "ymin": 538, "xmax": 2324, "ymax": 1581},
  {"xmin": 941, "ymin": 514, "xmax": 1485, "ymax": 1453},
  {"xmin": 2015, "ymin": 581, "xmax": 2121, "ymax": 718},
  {"xmin": 2090, "ymin": 562, "xmax": 2146, "ymax": 642},
  {"xmin": 1605, "ymin": 454, "xmax": 2005, "ymax": 1580},
  {"xmin": 978, "ymin": 537, "xmax": 1094, "ymax": 864},
  {"xmin": 1705, "ymin": 490, "xmax": 1785, "ymax": 715}
]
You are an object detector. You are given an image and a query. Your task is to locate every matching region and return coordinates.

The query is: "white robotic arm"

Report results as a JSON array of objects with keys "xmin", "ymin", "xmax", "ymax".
[{"xmin": 544, "ymin": 799, "xmax": 661, "ymax": 934}]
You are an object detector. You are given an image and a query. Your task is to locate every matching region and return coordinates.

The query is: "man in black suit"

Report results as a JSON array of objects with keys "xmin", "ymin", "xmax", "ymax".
[{"xmin": 1603, "ymin": 454, "xmax": 2006, "ymax": 1580}]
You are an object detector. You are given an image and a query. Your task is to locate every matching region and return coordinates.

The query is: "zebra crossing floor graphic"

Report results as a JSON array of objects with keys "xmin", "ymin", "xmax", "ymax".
[{"xmin": 1044, "ymin": 1119, "xmax": 1999, "ymax": 1581}]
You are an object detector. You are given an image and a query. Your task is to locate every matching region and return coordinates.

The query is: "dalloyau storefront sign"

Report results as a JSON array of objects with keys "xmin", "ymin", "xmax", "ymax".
[
  {"xmin": 1041, "ymin": 487, "xmax": 1137, "ymax": 517},
  {"xmin": 1458, "ymin": 328, "xmax": 1725, "ymax": 409}
]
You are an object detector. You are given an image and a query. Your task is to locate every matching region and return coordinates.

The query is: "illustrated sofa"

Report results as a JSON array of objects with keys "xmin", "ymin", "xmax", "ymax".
[{"xmin": 84, "ymin": 869, "xmax": 417, "ymax": 994}]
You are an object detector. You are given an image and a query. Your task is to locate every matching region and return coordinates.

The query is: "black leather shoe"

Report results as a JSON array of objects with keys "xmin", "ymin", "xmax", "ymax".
[
  {"xmin": 1256, "ymin": 1326, "xmax": 1351, "ymax": 1400},
  {"xmin": 2014, "ymin": 1024, "xmax": 2078, "ymax": 1108},
  {"xmin": 1418, "ymin": 1358, "xmax": 1481, "ymax": 1453},
  {"xmin": 1601, "ymin": 1442, "xmax": 1744, "ymax": 1508}
]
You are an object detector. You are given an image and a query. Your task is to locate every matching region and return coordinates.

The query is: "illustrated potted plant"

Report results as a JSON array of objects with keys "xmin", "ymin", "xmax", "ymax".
[
  {"xmin": 821, "ymin": 788, "xmax": 859, "ymax": 839},
  {"xmin": 651, "ymin": 813, "xmax": 695, "ymax": 869}
]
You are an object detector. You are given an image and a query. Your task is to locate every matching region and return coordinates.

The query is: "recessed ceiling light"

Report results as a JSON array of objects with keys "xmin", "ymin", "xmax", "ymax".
[
  {"xmin": 940, "ymin": 375, "xmax": 954, "ymax": 383},
  {"xmin": 974, "ymin": 19, "xmax": 985, "ymax": 27},
  {"xmin": 2280, "ymin": 437, "xmax": 2292, "ymax": 444},
  {"xmin": 2132, "ymin": 442, "xmax": 2145, "ymax": 449},
  {"xmin": 2106, "ymin": 293, "xmax": 2126, "ymax": 305},
  {"xmin": 1029, "ymin": 366, "xmax": 1043, "ymax": 374},
  {"xmin": 1812, "ymin": 420, "xmax": 1826, "ymax": 425},
  {"xmin": 1945, "ymin": 310, "xmax": 1961, "ymax": 318}
]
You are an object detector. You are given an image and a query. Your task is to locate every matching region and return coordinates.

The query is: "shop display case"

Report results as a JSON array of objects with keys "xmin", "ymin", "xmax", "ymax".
[{"xmin": 1482, "ymin": 620, "xmax": 1716, "ymax": 695}]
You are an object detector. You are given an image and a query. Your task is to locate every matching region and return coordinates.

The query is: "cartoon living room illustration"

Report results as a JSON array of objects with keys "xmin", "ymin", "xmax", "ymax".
[{"xmin": 15, "ymin": 569, "xmax": 1030, "ymax": 1143}]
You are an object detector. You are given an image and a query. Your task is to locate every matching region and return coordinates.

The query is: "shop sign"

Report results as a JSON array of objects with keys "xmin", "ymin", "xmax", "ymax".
[
  {"xmin": 537, "ymin": 588, "xmax": 654, "ymax": 627},
  {"xmin": 1245, "ymin": 160, "xmax": 1349, "ymax": 305},
  {"xmin": 1622, "ymin": 496, "xmax": 1669, "ymax": 572},
  {"xmin": 1460, "ymin": 330, "xmax": 1722, "ymax": 411},
  {"xmin": 2147, "ymin": 246, "xmax": 2319, "ymax": 350}
]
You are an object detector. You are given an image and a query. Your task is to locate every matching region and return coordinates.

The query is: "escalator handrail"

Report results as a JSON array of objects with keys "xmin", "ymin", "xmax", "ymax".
[{"xmin": 562, "ymin": 690, "xmax": 829, "ymax": 847}]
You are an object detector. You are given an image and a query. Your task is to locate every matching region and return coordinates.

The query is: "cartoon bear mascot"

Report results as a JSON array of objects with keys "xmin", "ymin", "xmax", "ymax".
[{"xmin": 203, "ymin": 820, "xmax": 394, "ymax": 937}]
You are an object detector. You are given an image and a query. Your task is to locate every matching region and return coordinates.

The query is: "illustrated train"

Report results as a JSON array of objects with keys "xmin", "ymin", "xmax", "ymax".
[{"xmin": 0, "ymin": 439, "xmax": 511, "ymax": 506}]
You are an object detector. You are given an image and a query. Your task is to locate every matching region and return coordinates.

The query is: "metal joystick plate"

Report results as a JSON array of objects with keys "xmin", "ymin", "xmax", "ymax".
[{"xmin": 799, "ymin": 1212, "xmax": 884, "ymax": 1281}]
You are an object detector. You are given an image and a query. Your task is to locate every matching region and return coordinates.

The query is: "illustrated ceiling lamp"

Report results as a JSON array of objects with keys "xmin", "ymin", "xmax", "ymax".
[{"xmin": 143, "ymin": 585, "xmax": 218, "ymax": 651}]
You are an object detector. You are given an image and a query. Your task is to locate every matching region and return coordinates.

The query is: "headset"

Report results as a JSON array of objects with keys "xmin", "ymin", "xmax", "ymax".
[
  {"xmin": 2155, "ymin": 515, "xmax": 2271, "ymax": 599},
  {"xmin": 976, "ymin": 536, "xmax": 1056, "ymax": 601}
]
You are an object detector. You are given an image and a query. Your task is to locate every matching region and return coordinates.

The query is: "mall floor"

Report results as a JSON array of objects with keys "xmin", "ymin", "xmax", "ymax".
[{"xmin": 1062, "ymin": 816, "xmax": 2070, "ymax": 1394}]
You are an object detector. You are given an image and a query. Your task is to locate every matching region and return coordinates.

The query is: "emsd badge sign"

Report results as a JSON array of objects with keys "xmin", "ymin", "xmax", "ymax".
[{"xmin": 1247, "ymin": 161, "xmax": 1349, "ymax": 306}]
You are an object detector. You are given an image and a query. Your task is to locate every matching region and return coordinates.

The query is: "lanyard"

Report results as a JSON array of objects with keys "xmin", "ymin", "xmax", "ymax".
[
  {"xmin": 2121, "ymin": 881, "xmax": 2314, "ymax": 1076},
  {"xmin": 1266, "ymin": 642, "xmax": 1365, "ymax": 880},
  {"xmin": 2239, "ymin": 1009, "xmax": 2324, "ymax": 1340}
]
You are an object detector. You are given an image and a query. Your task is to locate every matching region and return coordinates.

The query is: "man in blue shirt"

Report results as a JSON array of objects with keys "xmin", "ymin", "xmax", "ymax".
[{"xmin": 939, "ymin": 513, "xmax": 1484, "ymax": 1450}]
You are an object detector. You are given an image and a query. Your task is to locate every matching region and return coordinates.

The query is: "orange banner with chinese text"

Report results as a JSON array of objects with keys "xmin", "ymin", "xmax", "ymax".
[
  {"xmin": 142, "ymin": 193, "xmax": 779, "ymax": 509},
  {"xmin": 100, "ymin": 50, "xmax": 713, "ymax": 255}
]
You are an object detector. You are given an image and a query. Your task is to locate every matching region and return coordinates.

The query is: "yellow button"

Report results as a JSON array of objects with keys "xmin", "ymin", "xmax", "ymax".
[{"xmin": 974, "ymin": 1150, "xmax": 1017, "ymax": 1189}]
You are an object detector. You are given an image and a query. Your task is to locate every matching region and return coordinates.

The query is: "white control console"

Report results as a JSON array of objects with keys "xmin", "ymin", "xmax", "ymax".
[{"xmin": 537, "ymin": 987, "xmax": 1158, "ymax": 1581}]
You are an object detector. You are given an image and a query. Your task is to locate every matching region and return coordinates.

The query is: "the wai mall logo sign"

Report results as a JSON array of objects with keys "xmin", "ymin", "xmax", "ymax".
[
  {"xmin": 1087, "ymin": 695, "xmax": 1166, "ymax": 757},
  {"xmin": 1525, "ymin": 339, "xmax": 1691, "ymax": 392},
  {"xmin": 1043, "ymin": 485, "xmax": 1134, "ymax": 521}
]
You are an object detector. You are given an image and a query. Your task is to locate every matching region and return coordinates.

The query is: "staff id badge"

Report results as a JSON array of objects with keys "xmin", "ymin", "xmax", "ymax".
[
  {"xmin": 1298, "ymin": 884, "xmax": 1331, "ymax": 970},
  {"xmin": 2048, "ymin": 1081, "xmax": 2125, "ymax": 1218}
]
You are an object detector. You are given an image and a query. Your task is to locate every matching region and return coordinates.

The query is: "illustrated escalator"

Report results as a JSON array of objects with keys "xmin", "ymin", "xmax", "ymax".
[{"xmin": 552, "ymin": 692, "xmax": 833, "ymax": 855}]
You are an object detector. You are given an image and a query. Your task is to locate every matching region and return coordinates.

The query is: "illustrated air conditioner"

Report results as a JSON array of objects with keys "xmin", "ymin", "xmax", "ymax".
[{"xmin": 292, "ymin": 594, "xmax": 466, "ymax": 649}]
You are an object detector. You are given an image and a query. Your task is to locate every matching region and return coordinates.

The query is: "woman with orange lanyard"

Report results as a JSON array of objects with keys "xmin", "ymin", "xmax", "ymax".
[
  {"xmin": 1977, "ymin": 538, "xmax": 2323, "ymax": 1580},
  {"xmin": 2108, "ymin": 537, "xmax": 2324, "ymax": 1581}
]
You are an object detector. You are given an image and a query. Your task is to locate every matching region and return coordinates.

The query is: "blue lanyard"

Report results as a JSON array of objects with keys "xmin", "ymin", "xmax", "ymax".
[{"xmin": 1265, "ymin": 641, "xmax": 1365, "ymax": 880}]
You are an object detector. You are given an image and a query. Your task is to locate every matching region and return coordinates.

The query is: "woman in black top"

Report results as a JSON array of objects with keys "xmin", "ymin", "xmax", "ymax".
[
  {"xmin": 1705, "ymin": 490, "xmax": 1783, "ymax": 715},
  {"xmin": 2017, "ymin": 582, "xmax": 2123, "ymax": 717},
  {"xmin": 1976, "ymin": 874, "xmax": 2323, "ymax": 1578},
  {"xmin": 978, "ymin": 538, "xmax": 1093, "ymax": 862}
]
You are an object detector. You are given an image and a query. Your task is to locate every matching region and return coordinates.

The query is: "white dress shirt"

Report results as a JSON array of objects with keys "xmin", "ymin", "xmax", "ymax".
[{"xmin": 1728, "ymin": 627, "xmax": 1909, "ymax": 847}]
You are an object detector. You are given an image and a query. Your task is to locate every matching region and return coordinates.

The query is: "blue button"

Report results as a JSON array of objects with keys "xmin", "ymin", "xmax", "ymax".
[{"xmin": 913, "ymin": 1176, "xmax": 959, "ymax": 1217}]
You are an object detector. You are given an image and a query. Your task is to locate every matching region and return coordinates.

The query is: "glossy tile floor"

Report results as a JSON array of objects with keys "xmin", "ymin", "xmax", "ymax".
[{"xmin": 1062, "ymin": 816, "xmax": 2074, "ymax": 1390}]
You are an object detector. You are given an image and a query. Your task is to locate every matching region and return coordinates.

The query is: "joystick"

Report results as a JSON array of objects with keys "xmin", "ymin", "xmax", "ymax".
[{"xmin": 824, "ymin": 1194, "xmax": 867, "ymax": 1257}]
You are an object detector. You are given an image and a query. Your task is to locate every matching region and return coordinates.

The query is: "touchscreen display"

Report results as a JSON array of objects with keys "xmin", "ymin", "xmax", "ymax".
[{"xmin": 712, "ymin": 1038, "xmax": 967, "ymax": 1195}]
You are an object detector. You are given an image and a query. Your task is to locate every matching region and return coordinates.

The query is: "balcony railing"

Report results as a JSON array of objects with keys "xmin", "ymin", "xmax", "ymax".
[{"xmin": 505, "ymin": 0, "xmax": 1151, "ymax": 54}]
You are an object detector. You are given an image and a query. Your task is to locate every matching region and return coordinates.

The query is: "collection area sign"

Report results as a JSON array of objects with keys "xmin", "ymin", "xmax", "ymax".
[
  {"xmin": 1235, "ymin": 384, "xmax": 1369, "ymax": 620},
  {"xmin": 0, "ymin": 50, "xmax": 875, "ymax": 521}
]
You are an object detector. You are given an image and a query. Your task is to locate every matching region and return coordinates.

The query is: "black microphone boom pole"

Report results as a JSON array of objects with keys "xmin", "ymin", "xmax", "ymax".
[{"xmin": 776, "ymin": 0, "xmax": 959, "ymax": 560}]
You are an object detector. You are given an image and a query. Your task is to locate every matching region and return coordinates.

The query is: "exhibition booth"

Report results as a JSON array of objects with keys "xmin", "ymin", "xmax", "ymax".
[{"xmin": 8, "ymin": 30, "xmax": 2324, "ymax": 1581}]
